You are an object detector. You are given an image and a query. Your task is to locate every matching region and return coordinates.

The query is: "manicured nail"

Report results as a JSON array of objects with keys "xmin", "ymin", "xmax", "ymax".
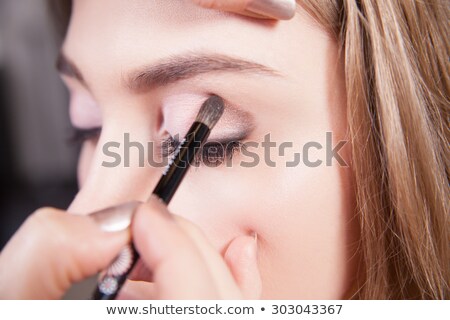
[
  {"xmin": 89, "ymin": 201, "xmax": 142, "ymax": 232},
  {"xmin": 247, "ymin": 0, "xmax": 296, "ymax": 20}
]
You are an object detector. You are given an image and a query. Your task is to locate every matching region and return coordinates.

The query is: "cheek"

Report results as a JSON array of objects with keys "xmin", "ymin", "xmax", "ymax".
[
  {"xmin": 167, "ymin": 155, "xmax": 355, "ymax": 299},
  {"xmin": 260, "ymin": 164, "xmax": 355, "ymax": 299}
]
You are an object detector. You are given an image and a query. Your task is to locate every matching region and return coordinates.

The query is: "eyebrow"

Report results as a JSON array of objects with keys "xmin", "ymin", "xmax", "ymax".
[
  {"xmin": 56, "ymin": 52, "xmax": 280, "ymax": 91},
  {"xmin": 127, "ymin": 53, "xmax": 280, "ymax": 92}
]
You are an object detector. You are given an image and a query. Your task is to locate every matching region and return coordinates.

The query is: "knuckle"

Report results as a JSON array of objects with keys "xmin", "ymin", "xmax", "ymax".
[
  {"xmin": 27, "ymin": 207, "xmax": 58, "ymax": 230},
  {"xmin": 25, "ymin": 207, "xmax": 68, "ymax": 244},
  {"xmin": 193, "ymin": 0, "xmax": 222, "ymax": 9},
  {"xmin": 33, "ymin": 207, "xmax": 59, "ymax": 220}
]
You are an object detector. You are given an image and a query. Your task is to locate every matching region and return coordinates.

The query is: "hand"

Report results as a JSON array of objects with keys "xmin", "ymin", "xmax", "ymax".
[
  {"xmin": 124, "ymin": 197, "xmax": 261, "ymax": 299},
  {"xmin": 191, "ymin": 0, "xmax": 296, "ymax": 20},
  {"xmin": 0, "ymin": 199, "xmax": 261, "ymax": 299},
  {"xmin": 0, "ymin": 203, "xmax": 135, "ymax": 299}
]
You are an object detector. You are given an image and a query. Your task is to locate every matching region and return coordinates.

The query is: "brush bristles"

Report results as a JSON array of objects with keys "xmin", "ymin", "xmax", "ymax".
[{"xmin": 196, "ymin": 95, "xmax": 225, "ymax": 129}]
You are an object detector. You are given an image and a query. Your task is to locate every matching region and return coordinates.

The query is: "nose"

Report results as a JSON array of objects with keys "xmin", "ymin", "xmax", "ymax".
[{"xmin": 68, "ymin": 121, "xmax": 164, "ymax": 215}]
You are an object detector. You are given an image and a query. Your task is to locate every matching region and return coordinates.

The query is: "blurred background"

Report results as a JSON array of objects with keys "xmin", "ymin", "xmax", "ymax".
[{"xmin": 0, "ymin": 0, "xmax": 78, "ymax": 250}]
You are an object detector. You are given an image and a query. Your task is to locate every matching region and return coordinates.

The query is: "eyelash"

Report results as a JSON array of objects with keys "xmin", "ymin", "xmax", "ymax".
[
  {"xmin": 69, "ymin": 127, "xmax": 102, "ymax": 144},
  {"xmin": 162, "ymin": 135, "xmax": 243, "ymax": 167},
  {"xmin": 69, "ymin": 128, "xmax": 243, "ymax": 166}
]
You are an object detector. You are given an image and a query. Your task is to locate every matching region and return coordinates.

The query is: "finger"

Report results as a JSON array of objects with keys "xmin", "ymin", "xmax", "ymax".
[
  {"xmin": 174, "ymin": 216, "xmax": 242, "ymax": 299},
  {"xmin": 132, "ymin": 198, "xmax": 239, "ymax": 299},
  {"xmin": 118, "ymin": 281, "xmax": 157, "ymax": 300},
  {"xmin": 191, "ymin": 0, "xmax": 297, "ymax": 20},
  {"xmin": 0, "ymin": 205, "xmax": 132, "ymax": 299},
  {"xmin": 224, "ymin": 234, "xmax": 262, "ymax": 299}
]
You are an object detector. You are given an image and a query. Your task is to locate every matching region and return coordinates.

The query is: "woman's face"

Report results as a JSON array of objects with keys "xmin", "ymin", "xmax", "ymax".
[{"xmin": 64, "ymin": 0, "xmax": 357, "ymax": 299}]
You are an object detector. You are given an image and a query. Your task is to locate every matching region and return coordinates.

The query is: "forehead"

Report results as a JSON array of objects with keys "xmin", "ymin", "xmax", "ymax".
[
  {"xmin": 64, "ymin": 1, "xmax": 253, "ymax": 62},
  {"xmin": 64, "ymin": 0, "xmax": 326, "ymax": 84}
]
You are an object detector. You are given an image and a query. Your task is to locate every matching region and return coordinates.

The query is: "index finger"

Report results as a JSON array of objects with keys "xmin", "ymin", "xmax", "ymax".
[{"xmin": 192, "ymin": 0, "xmax": 297, "ymax": 20}]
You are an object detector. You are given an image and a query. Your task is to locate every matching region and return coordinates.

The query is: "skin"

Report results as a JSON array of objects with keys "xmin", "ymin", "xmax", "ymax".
[{"xmin": 0, "ymin": 0, "xmax": 358, "ymax": 299}]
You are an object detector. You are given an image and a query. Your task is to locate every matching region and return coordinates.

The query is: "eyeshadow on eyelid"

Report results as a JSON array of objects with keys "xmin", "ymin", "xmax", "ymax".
[
  {"xmin": 69, "ymin": 92, "xmax": 102, "ymax": 129},
  {"xmin": 161, "ymin": 94, "xmax": 255, "ymax": 139}
]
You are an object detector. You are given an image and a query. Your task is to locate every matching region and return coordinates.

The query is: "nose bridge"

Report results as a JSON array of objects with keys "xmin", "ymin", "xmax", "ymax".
[{"xmin": 68, "ymin": 126, "xmax": 165, "ymax": 215}]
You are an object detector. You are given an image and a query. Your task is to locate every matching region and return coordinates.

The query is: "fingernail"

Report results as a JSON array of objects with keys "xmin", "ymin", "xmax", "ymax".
[
  {"xmin": 89, "ymin": 201, "xmax": 142, "ymax": 232},
  {"xmin": 247, "ymin": 0, "xmax": 296, "ymax": 20}
]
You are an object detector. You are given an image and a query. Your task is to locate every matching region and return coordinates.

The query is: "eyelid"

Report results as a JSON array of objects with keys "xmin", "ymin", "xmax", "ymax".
[
  {"xmin": 68, "ymin": 89, "xmax": 102, "ymax": 130},
  {"xmin": 205, "ymin": 130, "xmax": 250, "ymax": 144},
  {"xmin": 160, "ymin": 93, "xmax": 255, "ymax": 138}
]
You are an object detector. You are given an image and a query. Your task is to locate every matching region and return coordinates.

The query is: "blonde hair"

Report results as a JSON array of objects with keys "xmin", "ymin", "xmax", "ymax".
[
  {"xmin": 300, "ymin": 0, "xmax": 449, "ymax": 299},
  {"xmin": 49, "ymin": 0, "xmax": 449, "ymax": 299}
]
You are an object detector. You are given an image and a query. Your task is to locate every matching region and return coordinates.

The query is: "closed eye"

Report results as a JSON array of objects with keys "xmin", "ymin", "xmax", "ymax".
[
  {"xmin": 68, "ymin": 127, "xmax": 101, "ymax": 145},
  {"xmin": 161, "ymin": 135, "xmax": 244, "ymax": 167}
]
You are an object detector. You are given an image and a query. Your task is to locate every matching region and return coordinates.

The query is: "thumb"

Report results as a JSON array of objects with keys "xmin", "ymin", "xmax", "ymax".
[
  {"xmin": 0, "ymin": 202, "xmax": 138, "ymax": 299},
  {"xmin": 191, "ymin": 0, "xmax": 296, "ymax": 20},
  {"xmin": 224, "ymin": 234, "xmax": 262, "ymax": 299}
]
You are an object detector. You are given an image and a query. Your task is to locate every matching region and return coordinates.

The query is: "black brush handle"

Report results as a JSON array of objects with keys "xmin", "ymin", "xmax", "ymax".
[{"xmin": 92, "ymin": 121, "xmax": 210, "ymax": 300}]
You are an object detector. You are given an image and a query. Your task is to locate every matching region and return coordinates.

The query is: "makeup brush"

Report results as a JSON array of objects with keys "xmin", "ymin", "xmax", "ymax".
[
  {"xmin": 152, "ymin": 94, "xmax": 224, "ymax": 203},
  {"xmin": 92, "ymin": 95, "xmax": 225, "ymax": 300}
]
